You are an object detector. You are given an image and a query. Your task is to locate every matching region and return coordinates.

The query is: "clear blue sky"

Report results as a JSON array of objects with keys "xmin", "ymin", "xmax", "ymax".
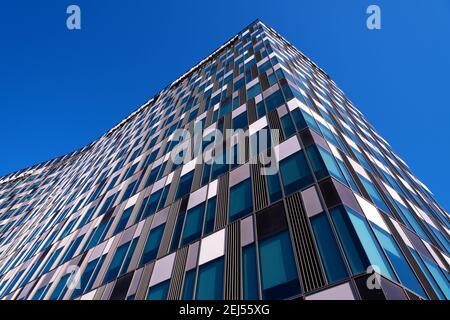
[{"xmin": 0, "ymin": 0, "xmax": 449, "ymax": 209}]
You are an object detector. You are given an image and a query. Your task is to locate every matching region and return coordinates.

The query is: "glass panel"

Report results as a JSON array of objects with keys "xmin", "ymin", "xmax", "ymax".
[
  {"xmin": 259, "ymin": 230, "xmax": 300, "ymax": 299},
  {"xmin": 331, "ymin": 206, "xmax": 397, "ymax": 281},
  {"xmin": 359, "ymin": 176, "xmax": 391, "ymax": 215},
  {"xmin": 196, "ymin": 257, "xmax": 224, "ymax": 300},
  {"xmin": 266, "ymin": 172, "xmax": 282, "ymax": 203},
  {"xmin": 176, "ymin": 171, "xmax": 194, "ymax": 200},
  {"xmin": 140, "ymin": 225, "xmax": 165, "ymax": 266},
  {"xmin": 243, "ymin": 244, "xmax": 259, "ymax": 300},
  {"xmin": 279, "ymin": 151, "xmax": 313, "ymax": 195},
  {"xmin": 204, "ymin": 197, "xmax": 216, "ymax": 235},
  {"xmin": 146, "ymin": 280, "xmax": 170, "ymax": 300},
  {"xmin": 181, "ymin": 270, "xmax": 196, "ymax": 300},
  {"xmin": 49, "ymin": 274, "xmax": 70, "ymax": 300},
  {"xmin": 310, "ymin": 212, "xmax": 348, "ymax": 283},
  {"xmin": 181, "ymin": 203, "xmax": 205, "ymax": 246},
  {"xmin": 103, "ymin": 242, "xmax": 130, "ymax": 284},
  {"xmin": 373, "ymin": 225, "xmax": 427, "ymax": 298},
  {"xmin": 113, "ymin": 206, "xmax": 133, "ymax": 235},
  {"xmin": 229, "ymin": 179, "xmax": 253, "ymax": 222}
]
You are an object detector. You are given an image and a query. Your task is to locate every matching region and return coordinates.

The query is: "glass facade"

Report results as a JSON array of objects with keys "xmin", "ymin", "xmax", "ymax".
[{"xmin": 0, "ymin": 20, "xmax": 448, "ymax": 300}]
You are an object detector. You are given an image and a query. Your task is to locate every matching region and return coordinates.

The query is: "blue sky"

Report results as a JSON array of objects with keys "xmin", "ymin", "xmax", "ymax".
[{"xmin": 0, "ymin": 0, "xmax": 449, "ymax": 209}]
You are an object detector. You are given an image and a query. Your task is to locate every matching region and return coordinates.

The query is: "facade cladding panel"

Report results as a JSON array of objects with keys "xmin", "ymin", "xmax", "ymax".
[{"xmin": 0, "ymin": 20, "xmax": 449, "ymax": 300}]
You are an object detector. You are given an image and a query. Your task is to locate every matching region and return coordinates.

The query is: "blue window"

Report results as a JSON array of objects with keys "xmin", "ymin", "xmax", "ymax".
[
  {"xmin": 279, "ymin": 151, "xmax": 313, "ymax": 195},
  {"xmin": 176, "ymin": 171, "xmax": 194, "ymax": 200},
  {"xmin": 311, "ymin": 212, "xmax": 348, "ymax": 283},
  {"xmin": 291, "ymin": 108, "xmax": 307, "ymax": 131},
  {"xmin": 103, "ymin": 242, "xmax": 130, "ymax": 284},
  {"xmin": 211, "ymin": 152, "xmax": 228, "ymax": 180},
  {"xmin": 264, "ymin": 90, "xmax": 284, "ymax": 112},
  {"xmin": 280, "ymin": 114, "xmax": 296, "ymax": 137},
  {"xmin": 170, "ymin": 213, "xmax": 185, "ymax": 251},
  {"xmin": 49, "ymin": 274, "xmax": 71, "ymax": 300},
  {"xmin": 229, "ymin": 179, "xmax": 253, "ymax": 222},
  {"xmin": 181, "ymin": 203, "xmax": 206, "ymax": 246},
  {"xmin": 121, "ymin": 180, "xmax": 137, "ymax": 202},
  {"xmin": 140, "ymin": 224, "xmax": 165, "ymax": 266},
  {"xmin": 331, "ymin": 206, "xmax": 397, "ymax": 280},
  {"xmin": 196, "ymin": 257, "xmax": 224, "ymax": 300},
  {"xmin": 31, "ymin": 284, "xmax": 51, "ymax": 300},
  {"xmin": 266, "ymin": 172, "xmax": 282, "ymax": 203},
  {"xmin": 372, "ymin": 225, "xmax": 427, "ymax": 298},
  {"xmin": 40, "ymin": 248, "xmax": 63, "ymax": 276},
  {"xmin": 145, "ymin": 166, "xmax": 160, "ymax": 187},
  {"xmin": 71, "ymin": 257, "xmax": 101, "ymax": 298},
  {"xmin": 247, "ymin": 83, "xmax": 261, "ymax": 100},
  {"xmin": 147, "ymin": 280, "xmax": 170, "ymax": 300},
  {"xmin": 318, "ymin": 146, "xmax": 346, "ymax": 183},
  {"xmin": 157, "ymin": 185, "xmax": 170, "ymax": 210},
  {"xmin": 203, "ymin": 197, "xmax": 216, "ymax": 235},
  {"xmin": 181, "ymin": 270, "xmax": 196, "ymax": 300},
  {"xmin": 243, "ymin": 244, "xmax": 259, "ymax": 300},
  {"xmin": 143, "ymin": 190, "xmax": 162, "ymax": 218},
  {"xmin": 359, "ymin": 176, "xmax": 392, "ymax": 215},
  {"xmin": 113, "ymin": 206, "xmax": 133, "ymax": 235},
  {"xmin": 421, "ymin": 255, "xmax": 450, "ymax": 299},
  {"xmin": 119, "ymin": 238, "xmax": 139, "ymax": 277},
  {"xmin": 259, "ymin": 231, "xmax": 301, "ymax": 299},
  {"xmin": 232, "ymin": 112, "xmax": 248, "ymax": 130},
  {"xmin": 62, "ymin": 236, "xmax": 83, "ymax": 264},
  {"xmin": 307, "ymin": 145, "xmax": 346, "ymax": 185},
  {"xmin": 256, "ymin": 101, "xmax": 266, "ymax": 118}
]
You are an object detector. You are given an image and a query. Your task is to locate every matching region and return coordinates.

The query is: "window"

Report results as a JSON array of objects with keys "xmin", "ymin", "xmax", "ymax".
[
  {"xmin": 181, "ymin": 270, "xmax": 196, "ymax": 300},
  {"xmin": 196, "ymin": 257, "xmax": 224, "ymax": 300},
  {"xmin": 145, "ymin": 166, "xmax": 160, "ymax": 187},
  {"xmin": 359, "ymin": 176, "xmax": 392, "ymax": 215},
  {"xmin": 170, "ymin": 213, "xmax": 185, "ymax": 251},
  {"xmin": 331, "ymin": 206, "xmax": 396, "ymax": 280},
  {"xmin": 140, "ymin": 224, "xmax": 165, "ymax": 266},
  {"xmin": 279, "ymin": 151, "xmax": 313, "ymax": 195},
  {"xmin": 119, "ymin": 238, "xmax": 139, "ymax": 277},
  {"xmin": 181, "ymin": 203, "xmax": 206, "ymax": 246},
  {"xmin": 203, "ymin": 197, "xmax": 216, "ymax": 235},
  {"xmin": 232, "ymin": 112, "xmax": 248, "ymax": 130},
  {"xmin": 113, "ymin": 206, "xmax": 133, "ymax": 235},
  {"xmin": 310, "ymin": 212, "xmax": 348, "ymax": 283},
  {"xmin": 307, "ymin": 145, "xmax": 346, "ymax": 184},
  {"xmin": 121, "ymin": 180, "xmax": 138, "ymax": 202},
  {"xmin": 103, "ymin": 242, "xmax": 131, "ymax": 284},
  {"xmin": 266, "ymin": 172, "xmax": 282, "ymax": 203},
  {"xmin": 71, "ymin": 257, "xmax": 103, "ymax": 298},
  {"xmin": 147, "ymin": 280, "xmax": 170, "ymax": 300},
  {"xmin": 259, "ymin": 230, "xmax": 301, "ymax": 299},
  {"xmin": 143, "ymin": 190, "xmax": 162, "ymax": 218},
  {"xmin": 280, "ymin": 114, "xmax": 296, "ymax": 137},
  {"xmin": 372, "ymin": 225, "xmax": 426, "ymax": 298},
  {"xmin": 229, "ymin": 179, "xmax": 253, "ymax": 222},
  {"xmin": 291, "ymin": 108, "xmax": 307, "ymax": 131},
  {"xmin": 243, "ymin": 244, "xmax": 259, "ymax": 300},
  {"xmin": 247, "ymin": 83, "xmax": 261, "ymax": 100},
  {"xmin": 264, "ymin": 90, "xmax": 284, "ymax": 112},
  {"xmin": 176, "ymin": 171, "xmax": 194, "ymax": 200},
  {"xmin": 49, "ymin": 274, "xmax": 71, "ymax": 300}
]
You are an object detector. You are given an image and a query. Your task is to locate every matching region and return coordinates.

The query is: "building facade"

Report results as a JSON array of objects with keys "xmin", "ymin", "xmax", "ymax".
[{"xmin": 0, "ymin": 20, "xmax": 449, "ymax": 300}]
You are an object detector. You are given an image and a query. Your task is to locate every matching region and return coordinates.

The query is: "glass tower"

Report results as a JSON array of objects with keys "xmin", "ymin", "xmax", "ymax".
[{"xmin": 0, "ymin": 20, "xmax": 448, "ymax": 300}]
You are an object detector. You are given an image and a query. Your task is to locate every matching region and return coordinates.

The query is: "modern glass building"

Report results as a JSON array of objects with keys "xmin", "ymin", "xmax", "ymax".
[{"xmin": 0, "ymin": 20, "xmax": 448, "ymax": 300}]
